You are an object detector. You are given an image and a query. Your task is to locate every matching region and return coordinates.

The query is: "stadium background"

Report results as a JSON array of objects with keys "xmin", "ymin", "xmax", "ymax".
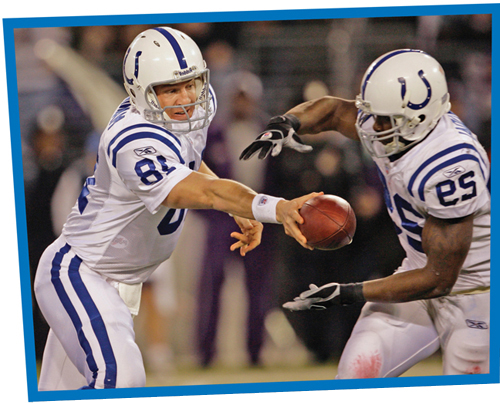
[{"xmin": 14, "ymin": 14, "xmax": 491, "ymax": 386}]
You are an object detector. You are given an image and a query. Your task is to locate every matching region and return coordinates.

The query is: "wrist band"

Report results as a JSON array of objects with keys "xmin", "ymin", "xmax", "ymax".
[
  {"xmin": 252, "ymin": 194, "xmax": 284, "ymax": 224},
  {"xmin": 283, "ymin": 114, "xmax": 301, "ymax": 131},
  {"xmin": 269, "ymin": 114, "xmax": 301, "ymax": 131},
  {"xmin": 339, "ymin": 283, "xmax": 366, "ymax": 305}
]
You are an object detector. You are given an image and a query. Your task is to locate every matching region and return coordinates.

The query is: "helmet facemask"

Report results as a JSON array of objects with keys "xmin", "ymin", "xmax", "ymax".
[
  {"xmin": 141, "ymin": 70, "xmax": 212, "ymax": 133},
  {"xmin": 355, "ymin": 96, "xmax": 428, "ymax": 158}
]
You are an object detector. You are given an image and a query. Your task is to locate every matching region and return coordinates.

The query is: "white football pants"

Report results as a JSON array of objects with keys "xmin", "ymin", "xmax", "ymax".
[
  {"xmin": 337, "ymin": 293, "xmax": 490, "ymax": 378},
  {"xmin": 34, "ymin": 236, "xmax": 146, "ymax": 390}
]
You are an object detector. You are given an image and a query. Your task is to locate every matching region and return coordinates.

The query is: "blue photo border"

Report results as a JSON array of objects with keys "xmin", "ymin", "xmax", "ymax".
[{"xmin": 3, "ymin": 3, "xmax": 498, "ymax": 401}]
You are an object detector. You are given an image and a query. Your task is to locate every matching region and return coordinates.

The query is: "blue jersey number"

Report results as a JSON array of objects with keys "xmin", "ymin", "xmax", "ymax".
[
  {"xmin": 135, "ymin": 155, "xmax": 176, "ymax": 185},
  {"xmin": 436, "ymin": 170, "xmax": 477, "ymax": 206},
  {"xmin": 393, "ymin": 194, "xmax": 424, "ymax": 253},
  {"xmin": 387, "ymin": 170, "xmax": 477, "ymax": 253},
  {"xmin": 152, "ymin": 160, "xmax": 196, "ymax": 236},
  {"xmin": 78, "ymin": 177, "xmax": 96, "ymax": 214}
]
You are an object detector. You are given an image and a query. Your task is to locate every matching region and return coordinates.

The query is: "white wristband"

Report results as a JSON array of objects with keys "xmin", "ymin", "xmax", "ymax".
[{"xmin": 252, "ymin": 194, "xmax": 285, "ymax": 224}]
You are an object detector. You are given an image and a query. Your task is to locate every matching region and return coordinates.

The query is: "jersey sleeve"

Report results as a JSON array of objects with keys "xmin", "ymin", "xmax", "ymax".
[
  {"xmin": 112, "ymin": 132, "xmax": 192, "ymax": 214},
  {"xmin": 411, "ymin": 153, "xmax": 490, "ymax": 219}
]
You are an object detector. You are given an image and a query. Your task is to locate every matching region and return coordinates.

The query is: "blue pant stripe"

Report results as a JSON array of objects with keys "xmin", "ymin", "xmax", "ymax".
[
  {"xmin": 50, "ymin": 244, "xmax": 98, "ymax": 388},
  {"xmin": 67, "ymin": 254, "xmax": 118, "ymax": 389}
]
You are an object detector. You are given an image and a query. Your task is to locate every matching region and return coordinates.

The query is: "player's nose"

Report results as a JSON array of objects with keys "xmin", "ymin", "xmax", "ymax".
[
  {"xmin": 373, "ymin": 116, "xmax": 391, "ymax": 132},
  {"xmin": 176, "ymin": 88, "xmax": 192, "ymax": 105}
]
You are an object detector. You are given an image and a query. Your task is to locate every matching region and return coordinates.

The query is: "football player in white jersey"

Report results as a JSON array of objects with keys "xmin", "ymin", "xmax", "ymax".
[
  {"xmin": 34, "ymin": 27, "xmax": 319, "ymax": 390},
  {"xmin": 240, "ymin": 49, "xmax": 490, "ymax": 377}
]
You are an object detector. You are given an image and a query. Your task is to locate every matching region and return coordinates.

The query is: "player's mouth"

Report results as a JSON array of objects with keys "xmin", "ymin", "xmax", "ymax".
[{"xmin": 169, "ymin": 107, "xmax": 194, "ymax": 120}]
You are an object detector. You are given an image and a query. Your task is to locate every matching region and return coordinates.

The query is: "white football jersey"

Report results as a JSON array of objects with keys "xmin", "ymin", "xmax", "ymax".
[
  {"xmin": 369, "ymin": 112, "xmax": 490, "ymax": 293},
  {"xmin": 62, "ymin": 89, "xmax": 217, "ymax": 284}
]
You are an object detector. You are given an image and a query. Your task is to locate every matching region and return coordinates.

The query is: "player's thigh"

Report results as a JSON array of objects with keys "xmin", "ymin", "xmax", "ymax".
[
  {"xmin": 35, "ymin": 239, "xmax": 145, "ymax": 388},
  {"xmin": 337, "ymin": 300, "xmax": 440, "ymax": 378},
  {"xmin": 434, "ymin": 293, "xmax": 490, "ymax": 375}
]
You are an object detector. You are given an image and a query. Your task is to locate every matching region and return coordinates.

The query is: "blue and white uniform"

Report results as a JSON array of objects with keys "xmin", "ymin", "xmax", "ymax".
[
  {"xmin": 337, "ymin": 112, "xmax": 490, "ymax": 377},
  {"xmin": 34, "ymin": 91, "xmax": 216, "ymax": 389}
]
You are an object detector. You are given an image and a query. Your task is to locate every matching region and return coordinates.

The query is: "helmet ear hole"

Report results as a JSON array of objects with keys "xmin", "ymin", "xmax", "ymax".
[{"xmin": 418, "ymin": 114, "xmax": 426, "ymax": 122}]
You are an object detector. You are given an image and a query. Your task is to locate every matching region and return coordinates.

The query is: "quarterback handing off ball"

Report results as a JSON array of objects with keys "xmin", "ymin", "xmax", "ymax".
[{"xmin": 299, "ymin": 194, "xmax": 356, "ymax": 250}]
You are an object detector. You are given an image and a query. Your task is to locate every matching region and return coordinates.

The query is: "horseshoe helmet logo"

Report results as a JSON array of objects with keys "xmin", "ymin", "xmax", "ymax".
[
  {"xmin": 398, "ymin": 70, "xmax": 432, "ymax": 110},
  {"xmin": 123, "ymin": 49, "xmax": 143, "ymax": 85}
]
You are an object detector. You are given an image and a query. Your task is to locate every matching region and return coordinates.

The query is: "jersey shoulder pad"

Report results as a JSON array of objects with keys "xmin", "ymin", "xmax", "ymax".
[
  {"xmin": 406, "ymin": 139, "xmax": 489, "ymax": 218},
  {"xmin": 106, "ymin": 122, "xmax": 185, "ymax": 169}
]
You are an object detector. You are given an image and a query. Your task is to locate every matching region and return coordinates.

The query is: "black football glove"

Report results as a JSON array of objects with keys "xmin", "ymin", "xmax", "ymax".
[
  {"xmin": 282, "ymin": 282, "xmax": 365, "ymax": 311},
  {"xmin": 239, "ymin": 114, "xmax": 313, "ymax": 160}
]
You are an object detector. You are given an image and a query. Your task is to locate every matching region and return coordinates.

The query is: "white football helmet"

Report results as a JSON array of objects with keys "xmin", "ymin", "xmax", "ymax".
[
  {"xmin": 123, "ymin": 27, "xmax": 212, "ymax": 133},
  {"xmin": 355, "ymin": 49, "xmax": 451, "ymax": 158}
]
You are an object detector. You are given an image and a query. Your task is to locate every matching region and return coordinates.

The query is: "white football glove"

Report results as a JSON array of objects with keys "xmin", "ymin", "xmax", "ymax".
[
  {"xmin": 239, "ymin": 114, "xmax": 313, "ymax": 160},
  {"xmin": 282, "ymin": 283, "xmax": 341, "ymax": 311},
  {"xmin": 283, "ymin": 282, "xmax": 365, "ymax": 311}
]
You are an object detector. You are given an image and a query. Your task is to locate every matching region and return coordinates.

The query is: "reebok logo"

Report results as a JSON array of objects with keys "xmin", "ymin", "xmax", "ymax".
[
  {"xmin": 466, "ymin": 319, "xmax": 488, "ymax": 329},
  {"xmin": 443, "ymin": 165, "xmax": 465, "ymax": 178},
  {"xmin": 134, "ymin": 146, "xmax": 157, "ymax": 156}
]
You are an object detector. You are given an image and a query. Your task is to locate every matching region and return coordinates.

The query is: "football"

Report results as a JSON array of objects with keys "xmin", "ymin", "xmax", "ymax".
[{"xmin": 299, "ymin": 194, "xmax": 356, "ymax": 250}]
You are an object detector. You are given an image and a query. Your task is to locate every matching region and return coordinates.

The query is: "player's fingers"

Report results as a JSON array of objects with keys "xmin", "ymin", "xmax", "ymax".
[
  {"xmin": 295, "ymin": 191, "xmax": 324, "ymax": 208},
  {"xmin": 240, "ymin": 143, "xmax": 262, "ymax": 161},
  {"xmin": 230, "ymin": 231, "xmax": 248, "ymax": 243},
  {"xmin": 284, "ymin": 219, "xmax": 312, "ymax": 250},
  {"xmin": 258, "ymin": 143, "xmax": 272, "ymax": 159}
]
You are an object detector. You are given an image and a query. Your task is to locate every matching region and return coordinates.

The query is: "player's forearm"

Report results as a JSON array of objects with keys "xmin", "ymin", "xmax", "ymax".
[
  {"xmin": 286, "ymin": 96, "xmax": 358, "ymax": 140},
  {"xmin": 362, "ymin": 216, "xmax": 471, "ymax": 303},
  {"xmin": 207, "ymin": 178, "xmax": 259, "ymax": 219},
  {"xmin": 361, "ymin": 269, "xmax": 454, "ymax": 303}
]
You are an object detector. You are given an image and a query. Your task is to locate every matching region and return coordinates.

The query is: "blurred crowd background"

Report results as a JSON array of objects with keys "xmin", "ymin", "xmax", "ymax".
[{"xmin": 14, "ymin": 14, "xmax": 491, "ymax": 382}]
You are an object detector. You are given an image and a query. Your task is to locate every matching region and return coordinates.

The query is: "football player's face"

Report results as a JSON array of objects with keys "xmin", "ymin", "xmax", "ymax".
[
  {"xmin": 372, "ymin": 115, "xmax": 392, "ymax": 132},
  {"xmin": 155, "ymin": 79, "xmax": 197, "ymax": 120},
  {"xmin": 372, "ymin": 115, "xmax": 394, "ymax": 145}
]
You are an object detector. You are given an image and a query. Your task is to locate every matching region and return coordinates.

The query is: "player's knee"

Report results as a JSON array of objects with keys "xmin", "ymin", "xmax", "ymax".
[
  {"xmin": 91, "ymin": 367, "xmax": 146, "ymax": 389},
  {"xmin": 115, "ymin": 369, "xmax": 146, "ymax": 388},
  {"xmin": 444, "ymin": 328, "xmax": 489, "ymax": 375},
  {"xmin": 90, "ymin": 349, "xmax": 146, "ymax": 389},
  {"xmin": 114, "ymin": 356, "xmax": 146, "ymax": 388},
  {"xmin": 337, "ymin": 331, "xmax": 383, "ymax": 379}
]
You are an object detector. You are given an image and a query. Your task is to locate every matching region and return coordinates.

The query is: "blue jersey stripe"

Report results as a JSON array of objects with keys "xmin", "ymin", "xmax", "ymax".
[
  {"xmin": 107, "ymin": 123, "xmax": 181, "ymax": 157},
  {"xmin": 50, "ymin": 244, "xmax": 99, "ymax": 388},
  {"xmin": 111, "ymin": 131, "xmax": 185, "ymax": 167},
  {"xmin": 417, "ymin": 154, "xmax": 485, "ymax": 201},
  {"xmin": 209, "ymin": 86, "xmax": 217, "ymax": 111},
  {"xmin": 361, "ymin": 49, "xmax": 426, "ymax": 97},
  {"xmin": 408, "ymin": 143, "xmax": 486, "ymax": 197},
  {"xmin": 153, "ymin": 27, "xmax": 188, "ymax": 69},
  {"xmin": 68, "ymin": 255, "xmax": 117, "ymax": 389}
]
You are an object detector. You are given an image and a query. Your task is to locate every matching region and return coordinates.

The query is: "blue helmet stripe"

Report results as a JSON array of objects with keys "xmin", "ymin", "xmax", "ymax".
[
  {"xmin": 361, "ymin": 49, "xmax": 427, "ymax": 97},
  {"xmin": 153, "ymin": 27, "xmax": 188, "ymax": 69}
]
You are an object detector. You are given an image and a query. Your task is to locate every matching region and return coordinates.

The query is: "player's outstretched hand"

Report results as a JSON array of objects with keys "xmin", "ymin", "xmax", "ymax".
[
  {"xmin": 276, "ymin": 192, "xmax": 323, "ymax": 250},
  {"xmin": 229, "ymin": 216, "xmax": 264, "ymax": 256},
  {"xmin": 239, "ymin": 114, "xmax": 313, "ymax": 160},
  {"xmin": 283, "ymin": 283, "xmax": 341, "ymax": 311}
]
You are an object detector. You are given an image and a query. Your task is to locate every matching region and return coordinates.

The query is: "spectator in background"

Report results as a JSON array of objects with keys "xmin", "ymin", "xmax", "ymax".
[{"xmin": 195, "ymin": 71, "xmax": 276, "ymax": 367}]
